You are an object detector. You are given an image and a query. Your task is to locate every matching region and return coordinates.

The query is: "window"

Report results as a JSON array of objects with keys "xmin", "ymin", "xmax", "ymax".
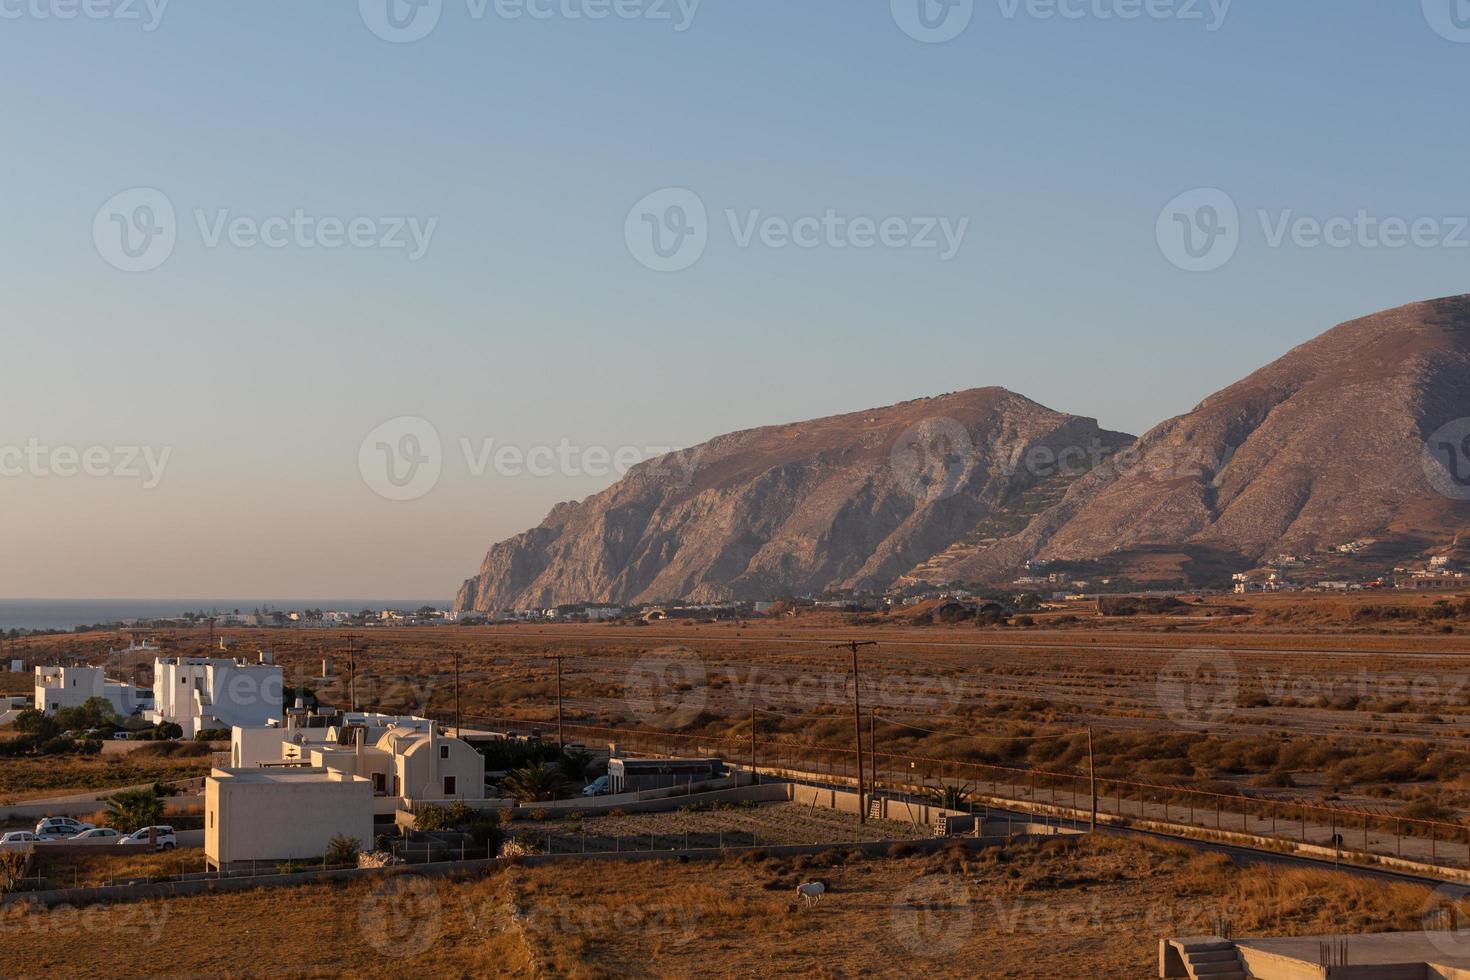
[
  {"xmin": 209, "ymin": 812, "xmax": 214, "ymax": 829},
  {"xmin": 439, "ymin": 745, "xmax": 449, "ymax": 760},
  {"xmin": 372, "ymin": 773, "xmax": 386, "ymax": 795},
  {"xmin": 443, "ymin": 776, "xmax": 456, "ymax": 796}
]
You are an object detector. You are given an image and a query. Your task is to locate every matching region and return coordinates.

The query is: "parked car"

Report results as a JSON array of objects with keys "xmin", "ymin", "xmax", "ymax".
[
  {"xmin": 111, "ymin": 732, "xmax": 132, "ymax": 741},
  {"xmin": 70, "ymin": 827, "xmax": 124, "ymax": 842},
  {"xmin": 118, "ymin": 826, "xmax": 176, "ymax": 850},
  {"xmin": 582, "ymin": 775, "xmax": 609, "ymax": 797},
  {"xmin": 34, "ymin": 817, "xmax": 94, "ymax": 839},
  {"xmin": 0, "ymin": 831, "xmax": 39, "ymax": 845}
]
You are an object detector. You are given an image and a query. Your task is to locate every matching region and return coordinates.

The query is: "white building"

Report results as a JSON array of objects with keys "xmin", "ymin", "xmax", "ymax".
[
  {"xmin": 208, "ymin": 721, "xmax": 485, "ymax": 869},
  {"xmin": 34, "ymin": 666, "xmax": 154, "ymax": 717},
  {"xmin": 230, "ymin": 711, "xmax": 434, "ymax": 768},
  {"xmin": 151, "ymin": 655, "xmax": 284, "ymax": 737},
  {"xmin": 205, "ymin": 768, "xmax": 374, "ymax": 871},
  {"xmin": 234, "ymin": 719, "xmax": 482, "ymax": 802}
]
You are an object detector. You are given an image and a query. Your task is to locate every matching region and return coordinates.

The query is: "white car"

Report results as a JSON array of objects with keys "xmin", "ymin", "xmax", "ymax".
[
  {"xmin": 0, "ymin": 831, "xmax": 39, "ymax": 845},
  {"xmin": 70, "ymin": 827, "xmax": 124, "ymax": 842},
  {"xmin": 119, "ymin": 826, "xmax": 177, "ymax": 850},
  {"xmin": 34, "ymin": 817, "xmax": 94, "ymax": 840},
  {"xmin": 582, "ymin": 775, "xmax": 610, "ymax": 797}
]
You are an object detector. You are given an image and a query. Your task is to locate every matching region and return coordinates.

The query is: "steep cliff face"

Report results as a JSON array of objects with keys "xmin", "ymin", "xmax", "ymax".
[
  {"xmin": 453, "ymin": 389, "xmax": 1133, "ymax": 611},
  {"xmin": 455, "ymin": 295, "xmax": 1470, "ymax": 606},
  {"xmin": 939, "ymin": 295, "xmax": 1470, "ymax": 584}
]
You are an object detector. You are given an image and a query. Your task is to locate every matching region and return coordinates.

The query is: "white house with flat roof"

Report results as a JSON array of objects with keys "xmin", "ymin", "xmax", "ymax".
[
  {"xmin": 205, "ymin": 767, "xmax": 374, "ymax": 871},
  {"xmin": 151, "ymin": 655, "xmax": 283, "ymax": 737},
  {"xmin": 34, "ymin": 666, "xmax": 154, "ymax": 717},
  {"xmin": 229, "ymin": 711, "xmax": 435, "ymax": 769},
  {"xmin": 208, "ymin": 721, "xmax": 485, "ymax": 868}
]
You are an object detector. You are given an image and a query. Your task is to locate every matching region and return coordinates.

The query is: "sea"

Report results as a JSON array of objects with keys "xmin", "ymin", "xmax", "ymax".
[{"xmin": 0, "ymin": 599, "xmax": 450, "ymax": 633}]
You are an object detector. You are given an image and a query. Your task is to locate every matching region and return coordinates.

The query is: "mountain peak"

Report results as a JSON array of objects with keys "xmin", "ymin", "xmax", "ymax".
[{"xmin": 454, "ymin": 389, "xmax": 1132, "ymax": 611}]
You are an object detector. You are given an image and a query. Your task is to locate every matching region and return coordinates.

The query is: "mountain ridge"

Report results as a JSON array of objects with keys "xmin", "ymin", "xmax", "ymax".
[
  {"xmin": 454, "ymin": 388, "xmax": 1132, "ymax": 611},
  {"xmin": 454, "ymin": 295, "xmax": 1470, "ymax": 610}
]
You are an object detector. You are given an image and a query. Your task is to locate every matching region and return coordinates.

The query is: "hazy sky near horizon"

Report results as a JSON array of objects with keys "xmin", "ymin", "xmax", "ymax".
[{"xmin": 5, "ymin": 1, "xmax": 1470, "ymax": 600}]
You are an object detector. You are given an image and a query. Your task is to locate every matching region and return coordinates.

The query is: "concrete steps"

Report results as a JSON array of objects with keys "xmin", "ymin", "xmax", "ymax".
[{"xmin": 1178, "ymin": 939, "xmax": 1245, "ymax": 980}]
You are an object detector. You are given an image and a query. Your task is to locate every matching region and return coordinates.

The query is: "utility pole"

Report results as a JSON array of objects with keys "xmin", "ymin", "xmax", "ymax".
[
  {"xmin": 347, "ymin": 636, "xmax": 357, "ymax": 713},
  {"xmin": 869, "ymin": 710, "xmax": 878, "ymax": 798},
  {"xmin": 547, "ymin": 652, "xmax": 565, "ymax": 750},
  {"xmin": 453, "ymin": 647, "xmax": 462, "ymax": 737},
  {"xmin": 749, "ymin": 704, "xmax": 758, "ymax": 785},
  {"xmin": 834, "ymin": 640, "xmax": 877, "ymax": 823},
  {"xmin": 1087, "ymin": 726, "xmax": 1098, "ymax": 832}
]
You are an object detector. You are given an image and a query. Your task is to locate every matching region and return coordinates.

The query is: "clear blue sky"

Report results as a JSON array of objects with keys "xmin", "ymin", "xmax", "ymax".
[{"xmin": 4, "ymin": 1, "xmax": 1469, "ymax": 599}]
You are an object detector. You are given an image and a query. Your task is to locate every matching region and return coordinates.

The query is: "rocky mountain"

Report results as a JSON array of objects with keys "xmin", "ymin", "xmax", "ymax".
[
  {"xmin": 453, "ymin": 390, "xmax": 1133, "ymax": 612},
  {"xmin": 937, "ymin": 295, "xmax": 1470, "ymax": 586},
  {"xmin": 455, "ymin": 295, "xmax": 1470, "ymax": 608}
]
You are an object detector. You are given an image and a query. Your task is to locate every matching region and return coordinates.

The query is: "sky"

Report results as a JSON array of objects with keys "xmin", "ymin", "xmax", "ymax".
[{"xmin": 4, "ymin": 0, "xmax": 1470, "ymax": 600}]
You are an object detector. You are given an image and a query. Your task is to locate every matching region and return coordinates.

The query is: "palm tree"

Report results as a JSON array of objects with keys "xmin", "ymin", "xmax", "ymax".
[
  {"xmin": 503, "ymin": 762, "xmax": 571, "ymax": 803},
  {"xmin": 106, "ymin": 788, "xmax": 163, "ymax": 833},
  {"xmin": 926, "ymin": 782, "xmax": 975, "ymax": 811},
  {"xmin": 557, "ymin": 749, "xmax": 594, "ymax": 782}
]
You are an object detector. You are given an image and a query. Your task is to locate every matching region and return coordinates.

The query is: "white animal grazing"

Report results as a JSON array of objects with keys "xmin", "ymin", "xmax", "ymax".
[{"xmin": 795, "ymin": 881, "xmax": 827, "ymax": 907}]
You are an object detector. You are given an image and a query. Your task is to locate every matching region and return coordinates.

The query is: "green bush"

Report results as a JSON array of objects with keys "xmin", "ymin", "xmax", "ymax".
[
  {"xmin": 414, "ymin": 804, "xmax": 446, "ymax": 832},
  {"xmin": 325, "ymin": 834, "xmax": 361, "ymax": 866}
]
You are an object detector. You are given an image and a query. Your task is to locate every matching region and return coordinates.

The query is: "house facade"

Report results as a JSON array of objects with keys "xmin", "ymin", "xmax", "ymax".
[
  {"xmin": 151, "ymin": 655, "xmax": 283, "ymax": 737},
  {"xmin": 34, "ymin": 665, "xmax": 154, "ymax": 717}
]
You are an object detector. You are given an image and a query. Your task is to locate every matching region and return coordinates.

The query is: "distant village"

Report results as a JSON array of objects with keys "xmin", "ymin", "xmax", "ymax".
[
  {"xmin": 6, "ymin": 541, "xmax": 1467, "ymax": 643},
  {"xmin": 1228, "ymin": 543, "xmax": 1468, "ymax": 594}
]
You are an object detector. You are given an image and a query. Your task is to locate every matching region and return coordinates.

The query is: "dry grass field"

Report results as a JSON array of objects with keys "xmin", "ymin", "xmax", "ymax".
[
  {"xmin": 0, "ymin": 743, "xmax": 213, "ymax": 805},
  {"xmin": 0, "ymin": 836, "xmax": 1447, "ymax": 979},
  {"xmin": 10, "ymin": 591, "xmax": 1470, "ymax": 838},
  {"xmin": 512, "ymin": 801, "xmax": 923, "ymax": 853}
]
